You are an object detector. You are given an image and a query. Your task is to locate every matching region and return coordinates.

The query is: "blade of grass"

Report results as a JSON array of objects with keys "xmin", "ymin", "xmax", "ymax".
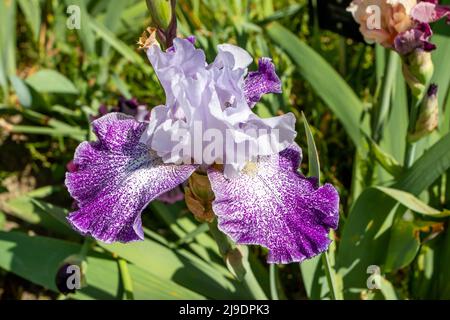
[
  {"xmin": 26, "ymin": 69, "xmax": 79, "ymax": 94},
  {"xmin": 302, "ymin": 113, "xmax": 341, "ymax": 300},
  {"xmin": 302, "ymin": 111, "xmax": 320, "ymax": 181},
  {"xmin": 269, "ymin": 264, "xmax": 279, "ymax": 300},
  {"xmin": 266, "ymin": 22, "xmax": 368, "ymax": 146},
  {"xmin": 174, "ymin": 223, "xmax": 209, "ymax": 247},
  {"xmin": 322, "ymin": 251, "xmax": 338, "ymax": 300},
  {"xmin": 375, "ymin": 186, "xmax": 450, "ymax": 218},
  {"xmin": 64, "ymin": 0, "xmax": 96, "ymax": 54},
  {"xmin": 10, "ymin": 125, "xmax": 85, "ymax": 141},
  {"xmin": 0, "ymin": 0, "xmax": 17, "ymax": 101},
  {"xmin": 117, "ymin": 258, "xmax": 134, "ymax": 300},
  {"xmin": 373, "ymin": 52, "xmax": 399, "ymax": 142},
  {"xmin": 0, "ymin": 231, "xmax": 204, "ymax": 299},
  {"xmin": 396, "ymin": 132, "xmax": 450, "ymax": 195},
  {"xmin": 88, "ymin": 18, "xmax": 151, "ymax": 73},
  {"xmin": 17, "ymin": 0, "xmax": 41, "ymax": 41}
]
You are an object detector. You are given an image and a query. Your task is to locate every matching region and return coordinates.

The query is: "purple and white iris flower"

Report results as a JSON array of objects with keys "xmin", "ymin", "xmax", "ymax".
[{"xmin": 65, "ymin": 38, "xmax": 339, "ymax": 264}]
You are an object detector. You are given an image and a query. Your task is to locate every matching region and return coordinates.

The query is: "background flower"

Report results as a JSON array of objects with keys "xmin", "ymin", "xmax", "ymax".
[{"xmin": 347, "ymin": 0, "xmax": 417, "ymax": 48}]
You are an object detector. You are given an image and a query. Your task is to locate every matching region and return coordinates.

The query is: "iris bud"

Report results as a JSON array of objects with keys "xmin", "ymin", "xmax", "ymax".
[
  {"xmin": 402, "ymin": 49, "xmax": 434, "ymax": 100},
  {"xmin": 409, "ymin": 84, "xmax": 439, "ymax": 142},
  {"xmin": 145, "ymin": 0, "xmax": 176, "ymax": 48},
  {"xmin": 225, "ymin": 246, "xmax": 247, "ymax": 281},
  {"xmin": 146, "ymin": 0, "xmax": 173, "ymax": 30},
  {"xmin": 184, "ymin": 171, "xmax": 215, "ymax": 223}
]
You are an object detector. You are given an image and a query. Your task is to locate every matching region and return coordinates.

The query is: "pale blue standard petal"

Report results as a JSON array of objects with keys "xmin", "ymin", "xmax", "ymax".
[
  {"xmin": 65, "ymin": 113, "xmax": 197, "ymax": 243},
  {"xmin": 142, "ymin": 38, "xmax": 296, "ymax": 178},
  {"xmin": 207, "ymin": 144, "xmax": 339, "ymax": 264}
]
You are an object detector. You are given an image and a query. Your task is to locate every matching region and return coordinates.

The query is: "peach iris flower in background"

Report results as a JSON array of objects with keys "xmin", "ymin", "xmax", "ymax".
[{"xmin": 347, "ymin": 0, "xmax": 417, "ymax": 48}]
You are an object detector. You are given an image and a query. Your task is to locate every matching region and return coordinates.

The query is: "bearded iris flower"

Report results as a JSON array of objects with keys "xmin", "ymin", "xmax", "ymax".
[
  {"xmin": 394, "ymin": 0, "xmax": 450, "ymax": 55},
  {"xmin": 65, "ymin": 38, "xmax": 339, "ymax": 264},
  {"xmin": 411, "ymin": 0, "xmax": 450, "ymax": 24},
  {"xmin": 348, "ymin": 1, "xmax": 450, "ymax": 99},
  {"xmin": 347, "ymin": 0, "xmax": 450, "ymax": 55}
]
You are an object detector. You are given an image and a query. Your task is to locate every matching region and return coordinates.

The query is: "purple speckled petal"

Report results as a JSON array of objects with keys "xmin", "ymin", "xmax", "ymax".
[
  {"xmin": 243, "ymin": 58, "xmax": 282, "ymax": 108},
  {"xmin": 207, "ymin": 144, "xmax": 339, "ymax": 264},
  {"xmin": 65, "ymin": 113, "xmax": 197, "ymax": 243}
]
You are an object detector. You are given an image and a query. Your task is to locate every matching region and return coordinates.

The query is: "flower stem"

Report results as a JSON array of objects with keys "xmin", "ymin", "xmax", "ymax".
[
  {"xmin": 373, "ymin": 52, "xmax": 398, "ymax": 143},
  {"xmin": 404, "ymin": 142, "xmax": 417, "ymax": 168},
  {"xmin": 404, "ymin": 96, "xmax": 421, "ymax": 168},
  {"xmin": 322, "ymin": 251, "xmax": 339, "ymax": 300},
  {"xmin": 208, "ymin": 220, "xmax": 267, "ymax": 300},
  {"xmin": 118, "ymin": 258, "xmax": 134, "ymax": 300},
  {"xmin": 208, "ymin": 219, "xmax": 232, "ymax": 257},
  {"xmin": 445, "ymin": 168, "xmax": 450, "ymax": 205},
  {"xmin": 242, "ymin": 260, "xmax": 268, "ymax": 300},
  {"xmin": 79, "ymin": 237, "xmax": 95, "ymax": 258},
  {"xmin": 269, "ymin": 264, "xmax": 279, "ymax": 300}
]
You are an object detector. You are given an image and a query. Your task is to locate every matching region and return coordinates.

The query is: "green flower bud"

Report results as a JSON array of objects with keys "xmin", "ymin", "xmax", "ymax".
[
  {"xmin": 146, "ymin": 0, "xmax": 173, "ymax": 31},
  {"xmin": 408, "ymin": 84, "xmax": 439, "ymax": 142},
  {"xmin": 402, "ymin": 49, "xmax": 434, "ymax": 101},
  {"xmin": 185, "ymin": 171, "xmax": 215, "ymax": 223},
  {"xmin": 225, "ymin": 246, "xmax": 247, "ymax": 281}
]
